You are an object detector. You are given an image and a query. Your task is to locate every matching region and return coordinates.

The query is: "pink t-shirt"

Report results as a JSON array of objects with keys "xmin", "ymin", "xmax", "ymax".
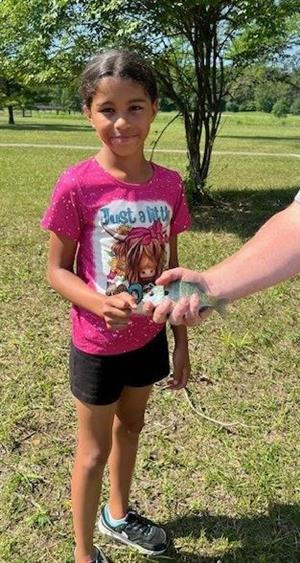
[{"xmin": 42, "ymin": 157, "xmax": 191, "ymax": 355}]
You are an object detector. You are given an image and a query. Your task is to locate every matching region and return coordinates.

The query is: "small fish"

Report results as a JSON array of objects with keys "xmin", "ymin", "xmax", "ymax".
[{"xmin": 139, "ymin": 280, "xmax": 228, "ymax": 318}]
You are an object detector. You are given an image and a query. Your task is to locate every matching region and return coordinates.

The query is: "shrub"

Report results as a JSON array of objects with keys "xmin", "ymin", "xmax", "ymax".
[
  {"xmin": 272, "ymin": 99, "xmax": 289, "ymax": 118},
  {"xmin": 225, "ymin": 101, "xmax": 239, "ymax": 112},
  {"xmin": 239, "ymin": 100, "xmax": 257, "ymax": 111},
  {"xmin": 290, "ymin": 99, "xmax": 300, "ymax": 115}
]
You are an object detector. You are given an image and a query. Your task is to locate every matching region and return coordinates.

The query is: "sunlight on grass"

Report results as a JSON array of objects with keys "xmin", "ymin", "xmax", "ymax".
[{"xmin": 1, "ymin": 112, "xmax": 300, "ymax": 562}]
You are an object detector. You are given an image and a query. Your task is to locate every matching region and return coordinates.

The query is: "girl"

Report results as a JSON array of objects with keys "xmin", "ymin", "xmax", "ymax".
[{"xmin": 42, "ymin": 49, "xmax": 191, "ymax": 563}]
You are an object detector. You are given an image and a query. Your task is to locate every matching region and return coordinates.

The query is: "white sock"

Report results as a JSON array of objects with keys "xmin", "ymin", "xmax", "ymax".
[{"xmin": 104, "ymin": 504, "xmax": 127, "ymax": 527}]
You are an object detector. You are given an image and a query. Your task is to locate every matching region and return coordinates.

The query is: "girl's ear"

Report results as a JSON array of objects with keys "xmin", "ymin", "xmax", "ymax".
[
  {"xmin": 83, "ymin": 104, "xmax": 95, "ymax": 127},
  {"xmin": 151, "ymin": 100, "xmax": 159, "ymax": 121}
]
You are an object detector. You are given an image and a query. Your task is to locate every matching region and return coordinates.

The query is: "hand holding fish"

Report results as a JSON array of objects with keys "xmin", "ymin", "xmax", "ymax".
[{"xmin": 142, "ymin": 267, "xmax": 228, "ymax": 326}]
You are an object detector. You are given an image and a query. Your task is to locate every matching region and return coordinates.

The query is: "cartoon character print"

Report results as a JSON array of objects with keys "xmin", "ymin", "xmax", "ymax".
[{"xmin": 103, "ymin": 220, "xmax": 168, "ymax": 301}]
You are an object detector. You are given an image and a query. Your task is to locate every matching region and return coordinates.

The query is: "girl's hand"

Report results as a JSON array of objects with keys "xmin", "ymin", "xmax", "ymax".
[
  {"xmin": 167, "ymin": 345, "xmax": 191, "ymax": 390},
  {"xmin": 99, "ymin": 292, "xmax": 137, "ymax": 330}
]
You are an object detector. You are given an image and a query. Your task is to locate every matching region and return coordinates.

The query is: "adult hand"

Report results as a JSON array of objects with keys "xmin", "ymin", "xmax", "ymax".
[{"xmin": 147, "ymin": 267, "xmax": 212, "ymax": 326}]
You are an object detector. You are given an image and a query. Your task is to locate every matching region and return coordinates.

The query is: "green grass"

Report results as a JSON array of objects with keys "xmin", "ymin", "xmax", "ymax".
[{"xmin": 1, "ymin": 111, "xmax": 300, "ymax": 562}]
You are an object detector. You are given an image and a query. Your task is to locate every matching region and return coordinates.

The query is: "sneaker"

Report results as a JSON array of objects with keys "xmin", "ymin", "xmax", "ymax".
[
  {"xmin": 92, "ymin": 545, "xmax": 108, "ymax": 563},
  {"xmin": 98, "ymin": 508, "xmax": 168, "ymax": 556},
  {"xmin": 74, "ymin": 545, "xmax": 108, "ymax": 563}
]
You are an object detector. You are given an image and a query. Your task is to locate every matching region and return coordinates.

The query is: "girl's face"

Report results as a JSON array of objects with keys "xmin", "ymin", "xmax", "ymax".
[{"xmin": 86, "ymin": 76, "xmax": 157, "ymax": 157}]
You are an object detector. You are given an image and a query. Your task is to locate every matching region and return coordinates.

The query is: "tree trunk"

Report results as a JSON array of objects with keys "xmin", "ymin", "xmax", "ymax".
[
  {"xmin": 184, "ymin": 109, "xmax": 212, "ymax": 204},
  {"xmin": 8, "ymin": 105, "xmax": 15, "ymax": 125},
  {"xmin": 182, "ymin": 6, "xmax": 224, "ymax": 204}
]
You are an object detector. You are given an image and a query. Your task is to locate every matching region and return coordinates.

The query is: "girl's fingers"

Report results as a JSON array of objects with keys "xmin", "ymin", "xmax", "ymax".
[
  {"xmin": 173, "ymin": 373, "xmax": 189, "ymax": 390},
  {"xmin": 105, "ymin": 319, "xmax": 131, "ymax": 330},
  {"xmin": 167, "ymin": 378, "xmax": 185, "ymax": 390},
  {"xmin": 112, "ymin": 293, "xmax": 137, "ymax": 310},
  {"xmin": 104, "ymin": 308, "xmax": 133, "ymax": 329},
  {"xmin": 105, "ymin": 310, "xmax": 131, "ymax": 322}
]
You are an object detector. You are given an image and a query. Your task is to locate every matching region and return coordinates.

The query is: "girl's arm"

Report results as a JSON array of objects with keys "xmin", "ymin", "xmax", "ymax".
[
  {"xmin": 47, "ymin": 232, "xmax": 136, "ymax": 330},
  {"xmin": 167, "ymin": 237, "xmax": 190, "ymax": 389}
]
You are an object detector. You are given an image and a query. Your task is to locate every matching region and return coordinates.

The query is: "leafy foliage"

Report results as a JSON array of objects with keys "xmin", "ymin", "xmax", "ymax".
[{"xmin": 0, "ymin": 1, "xmax": 298, "ymax": 199}]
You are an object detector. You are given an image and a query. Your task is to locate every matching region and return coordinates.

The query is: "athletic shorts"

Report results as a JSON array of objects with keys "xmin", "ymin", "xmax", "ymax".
[{"xmin": 69, "ymin": 328, "xmax": 170, "ymax": 405}]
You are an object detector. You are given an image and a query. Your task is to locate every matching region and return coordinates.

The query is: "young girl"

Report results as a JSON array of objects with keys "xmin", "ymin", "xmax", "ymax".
[{"xmin": 42, "ymin": 49, "xmax": 191, "ymax": 563}]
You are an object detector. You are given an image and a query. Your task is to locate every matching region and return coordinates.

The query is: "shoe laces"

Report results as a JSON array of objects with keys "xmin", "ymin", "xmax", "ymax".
[
  {"xmin": 126, "ymin": 510, "xmax": 152, "ymax": 535},
  {"xmin": 93, "ymin": 546, "xmax": 105, "ymax": 563}
]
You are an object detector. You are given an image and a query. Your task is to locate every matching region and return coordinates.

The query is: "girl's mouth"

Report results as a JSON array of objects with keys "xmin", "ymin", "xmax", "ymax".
[{"xmin": 111, "ymin": 135, "xmax": 138, "ymax": 144}]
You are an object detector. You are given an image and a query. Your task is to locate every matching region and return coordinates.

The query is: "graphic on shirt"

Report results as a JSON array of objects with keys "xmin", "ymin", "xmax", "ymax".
[
  {"xmin": 93, "ymin": 199, "xmax": 172, "ymax": 301},
  {"xmin": 103, "ymin": 219, "xmax": 168, "ymax": 300}
]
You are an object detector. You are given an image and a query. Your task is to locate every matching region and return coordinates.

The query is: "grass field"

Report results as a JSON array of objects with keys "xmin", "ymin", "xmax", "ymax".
[{"xmin": 0, "ymin": 111, "xmax": 300, "ymax": 563}]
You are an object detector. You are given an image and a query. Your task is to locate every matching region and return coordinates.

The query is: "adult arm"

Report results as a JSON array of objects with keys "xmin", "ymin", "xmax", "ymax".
[
  {"xmin": 204, "ymin": 199, "xmax": 300, "ymax": 301},
  {"xmin": 153, "ymin": 200, "xmax": 300, "ymax": 324}
]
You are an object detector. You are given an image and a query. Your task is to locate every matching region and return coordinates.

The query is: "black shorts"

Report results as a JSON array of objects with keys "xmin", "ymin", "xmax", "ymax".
[{"xmin": 69, "ymin": 328, "xmax": 170, "ymax": 405}]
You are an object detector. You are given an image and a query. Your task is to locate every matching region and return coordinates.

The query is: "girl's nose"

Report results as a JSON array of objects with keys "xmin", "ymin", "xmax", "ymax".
[{"xmin": 114, "ymin": 114, "xmax": 130, "ymax": 129}]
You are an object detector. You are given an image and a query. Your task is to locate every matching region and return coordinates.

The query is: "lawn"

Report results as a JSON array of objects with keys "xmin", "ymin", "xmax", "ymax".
[{"xmin": 0, "ymin": 111, "xmax": 300, "ymax": 563}]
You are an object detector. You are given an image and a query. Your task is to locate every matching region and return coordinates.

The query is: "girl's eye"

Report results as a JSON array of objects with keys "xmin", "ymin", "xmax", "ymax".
[
  {"xmin": 129, "ymin": 105, "xmax": 143, "ymax": 112},
  {"xmin": 100, "ymin": 108, "xmax": 114, "ymax": 114}
]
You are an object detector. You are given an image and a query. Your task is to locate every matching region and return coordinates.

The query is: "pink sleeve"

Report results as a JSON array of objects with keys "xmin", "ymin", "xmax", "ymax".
[
  {"xmin": 170, "ymin": 175, "xmax": 192, "ymax": 237},
  {"xmin": 41, "ymin": 170, "xmax": 82, "ymax": 241}
]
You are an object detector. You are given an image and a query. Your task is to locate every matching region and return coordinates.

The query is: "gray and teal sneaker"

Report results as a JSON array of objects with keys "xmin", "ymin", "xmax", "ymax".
[
  {"xmin": 98, "ymin": 508, "xmax": 168, "ymax": 556},
  {"xmin": 92, "ymin": 545, "xmax": 108, "ymax": 563},
  {"xmin": 74, "ymin": 545, "xmax": 108, "ymax": 563}
]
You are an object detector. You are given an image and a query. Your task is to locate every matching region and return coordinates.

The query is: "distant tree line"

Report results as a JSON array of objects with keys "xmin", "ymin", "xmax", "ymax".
[
  {"xmin": 0, "ymin": 82, "xmax": 82, "ymax": 114},
  {"xmin": 8, "ymin": 65, "xmax": 299, "ymax": 120},
  {"xmin": 226, "ymin": 65, "xmax": 300, "ymax": 117},
  {"xmin": 1, "ymin": 0, "xmax": 299, "ymax": 202}
]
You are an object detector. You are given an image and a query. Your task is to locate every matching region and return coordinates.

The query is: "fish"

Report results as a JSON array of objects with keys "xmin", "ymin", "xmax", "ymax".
[{"xmin": 137, "ymin": 280, "xmax": 228, "ymax": 318}]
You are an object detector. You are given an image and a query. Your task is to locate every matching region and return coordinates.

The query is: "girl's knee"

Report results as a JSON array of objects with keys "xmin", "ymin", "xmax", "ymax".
[
  {"xmin": 116, "ymin": 415, "xmax": 145, "ymax": 436},
  {"xmin": 76, "ymin": 446, "xmax": 111, "ymax": 474}
]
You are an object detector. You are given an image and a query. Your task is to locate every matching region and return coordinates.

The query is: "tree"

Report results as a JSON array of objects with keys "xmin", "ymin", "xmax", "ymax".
[
  {"xmin": 50, "ymin": 83, "xmax": 81, "ymax": 112},
  {"xmin": 1, "ymin": 0, "xmax": 299, "ymax": 201},
  {"xmin": 0, "ymin": 0, "xmax": 50, "ymax": 124},
  {"xmin": 229, "ymin": 64, "xmax": 299, "ymax": 113},
  {"xmin": 83, "ymin": 1, "xmax": 300, "ymax": 201},
  {"xmin": 290, "ymin": 98, "xmax": 300, "ymax": 114},
  {"xmin": 272, "ymin": 98, "xmax": 289, "ymax": 117},
  {"xmin": 0, "ymin": 0, "xmax": 27, "ymax": 124},
  {"xmin": 0, "ymin": 0, "xmax": 84, "ymax": 124}
]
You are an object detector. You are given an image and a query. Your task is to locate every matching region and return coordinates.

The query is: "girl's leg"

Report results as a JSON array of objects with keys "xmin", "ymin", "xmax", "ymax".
[
  {"xmin": 107, "ymin": 384, "xmax": 153, "ymax": 519},
  {"xmin": 72, "ymin": 399, "xmax": 116, "ymax": 563}
]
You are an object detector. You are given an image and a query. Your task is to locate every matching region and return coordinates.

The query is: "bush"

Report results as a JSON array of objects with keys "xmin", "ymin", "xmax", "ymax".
[
  {"xmin": 159, "ymin": 97, "xmax": 177, "ymax": 111},
  {"xmin": 272, "ymin": 99, "xmax": 289, "ymax": 118},
  {"xmin": 290, "ymin": 99, "xmax": 300, "ymax": 115},
  {"xmin": 225, "ymin": 101, "xmax": 239, "ymax": 112},
  {"xmin": 239, "ymin": 100, "xmax": 257, "ymax": 111},
  {"xmin": 255, "ymin": 88, "xmax": 275, "ymax": 113}
]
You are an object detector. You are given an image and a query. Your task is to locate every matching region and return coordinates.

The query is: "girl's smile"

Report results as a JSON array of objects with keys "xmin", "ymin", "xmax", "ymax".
[
  {"xmin": 110, "ymin": 134, "xmax": 139, "ymax": 143},
  {"xmin": 87, "ymin": 76, "xmax": 157, "ymax": 158}
]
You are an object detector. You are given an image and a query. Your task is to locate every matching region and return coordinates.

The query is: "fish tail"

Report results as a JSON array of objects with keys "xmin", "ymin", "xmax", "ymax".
[{"xmin": 214, "ymin": 298, "xmax": 228, "ymax": 318}]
